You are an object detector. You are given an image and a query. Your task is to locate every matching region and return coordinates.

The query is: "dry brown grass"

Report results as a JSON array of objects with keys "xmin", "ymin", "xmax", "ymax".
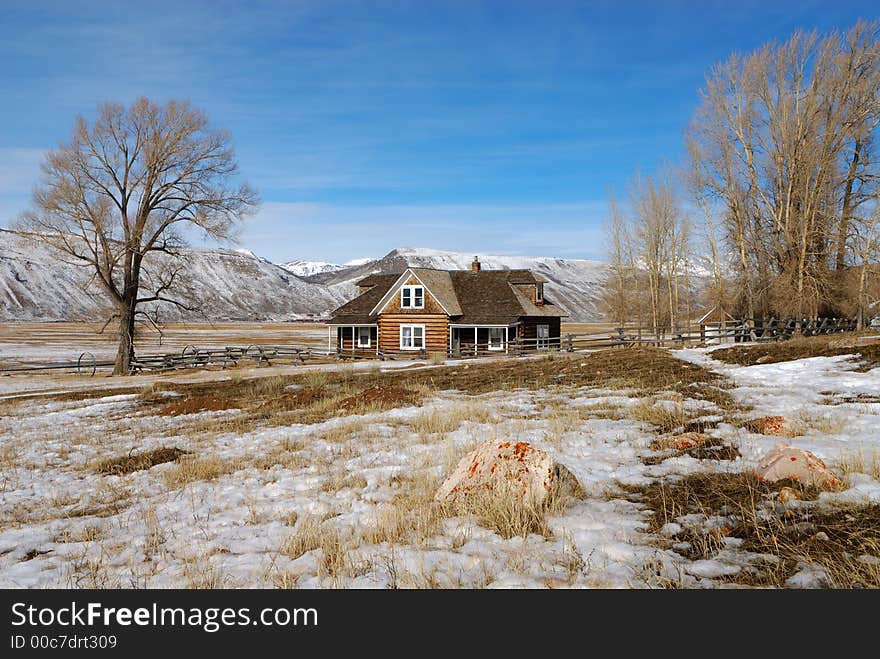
[
  {"xmin": 278, "ymin": 516, "xmax": 368, "ymax": 583},
  {"xmin": 644, "ymin": 435, "xmax": 740, "ymax": 463},
  {"xmin": 93, "ymin": 447, "xmax": 190, "ymax": 476},
  {"xmin": 363, "ymin": 471, "xmax": 446, "ymax": 547},
  {"xmin": 623, "ymin": 471, "xmax": 879, "ymax": 588},
  {"xmin": 280, "ymin": 515, "xmax": 324, "ymax": 560},
  {"xmin": 629, "ymin": 399, "xmax": 693, "ymax": 434},
  {"xmin": 161, "ymin": 455, "xmax": 242, "ymax": 489},
  {"xmin": 406, "ymin": 402, "xmax": 495, "ymax": 439},
  {"xmin": 320, "ymin": 471, "xmax": 368, "ymax": 493},
  {"xmin": 138, "ymin": 372, "xmax": 431, "ymax": 436},
  {"xmin": 403, "ymin": 348, "xmax": 731, "ymax": 397},
  {"xmin": 156, "ymin": 396, "xmax": 237, "ymax": 416},
  {"xmin": 318, "ymin": 418, "xmax": 370, "ymax": 443},
  {"xmin": 837, "ymin": 450, "xmax": 880, "ymax": 480},
  {"xmin": 711, "ymin": 334, "xmax": 880, "ymax": 370}
]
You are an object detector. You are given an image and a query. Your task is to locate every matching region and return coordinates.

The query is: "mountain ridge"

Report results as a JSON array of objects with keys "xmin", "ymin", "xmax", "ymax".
[{"xmin": 0, "ymin": 231, "xmax": 609, "ymax": 322}]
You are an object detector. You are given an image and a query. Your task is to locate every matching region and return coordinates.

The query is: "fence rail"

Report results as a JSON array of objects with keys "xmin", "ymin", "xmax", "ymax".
[{"xmin": 0, "ymin": 317, "xmax": 860, "ymax": 376}]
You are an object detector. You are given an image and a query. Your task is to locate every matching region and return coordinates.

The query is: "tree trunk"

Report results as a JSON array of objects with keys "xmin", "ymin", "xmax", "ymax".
[
  {"xmin": 113, "ymin": 296, "xmax": 137, "ymax": 375},
  {"xmin": 836, "ymin": 139, "xmax": 861, "ymax": 271}
]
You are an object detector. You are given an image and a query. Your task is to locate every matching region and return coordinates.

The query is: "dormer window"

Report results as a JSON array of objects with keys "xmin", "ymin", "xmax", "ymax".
[
  {"xmin": 536, "ymin": 283, "xmax": 544, "ymax": 304},
  {"xmin": 401, "ymin": 285, "xmax": 424, "ymax": 309}
]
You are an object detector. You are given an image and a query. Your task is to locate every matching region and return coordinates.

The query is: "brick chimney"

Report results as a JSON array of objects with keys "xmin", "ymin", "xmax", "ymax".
[{"xmin": 471, "ymin": 256, "xmax": 481, "ymax": 273}]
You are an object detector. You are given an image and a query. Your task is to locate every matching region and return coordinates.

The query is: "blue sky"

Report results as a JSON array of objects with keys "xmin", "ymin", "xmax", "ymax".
[{"xmin": 1, "ymin": 1, "xmax": 877, "ymax": 263}]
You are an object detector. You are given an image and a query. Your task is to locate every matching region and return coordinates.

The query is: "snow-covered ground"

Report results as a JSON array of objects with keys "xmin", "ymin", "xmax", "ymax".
[
  {"xmin": 0, "ymin": 346, "xmax": 877, "ymax": 588},
  {"xmin": 677, "ymin": 347, "xmax": 880, "ymax": 505}
]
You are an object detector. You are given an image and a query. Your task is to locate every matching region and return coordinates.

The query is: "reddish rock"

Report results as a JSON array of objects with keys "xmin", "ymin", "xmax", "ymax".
[
  {"xmin": 754, "ymin": 443, "xmax": 842, "ymax": 489},
  {"xmin": 744, "ymin": 416, "xmax": 800, "ymax": 437},
  {"xmin": 435, "ymin": 440, "xmax": 580, "ymax": 505}
]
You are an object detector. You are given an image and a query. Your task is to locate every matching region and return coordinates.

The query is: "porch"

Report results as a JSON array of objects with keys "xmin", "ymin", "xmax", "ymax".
[
  {"xmin": 449, "ymin": 324, "xmax": 518, "ymax": 356},
  {"xmin": 329, "ymin": 324, "xmax": 379, "ymax": 355}
]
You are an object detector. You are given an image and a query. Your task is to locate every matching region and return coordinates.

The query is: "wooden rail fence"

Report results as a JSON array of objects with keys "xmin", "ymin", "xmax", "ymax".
[{"xmin": 0, "ymin": 317, "xmax": 859, "ymax": 375}]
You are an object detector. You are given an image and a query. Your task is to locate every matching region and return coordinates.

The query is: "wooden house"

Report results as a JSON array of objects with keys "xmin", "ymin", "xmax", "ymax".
[{"xmin": 328, "ymin": 257, "xmax": 567, "ymax": 356}]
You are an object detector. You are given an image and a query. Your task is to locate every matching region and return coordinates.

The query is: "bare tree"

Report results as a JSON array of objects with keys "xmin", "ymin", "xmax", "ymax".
[
  {"xmin": 602, "ymin": 170, "xmax": 692, "ymax": 333},
  {"xmin": 854, "ymin": 203, "xmax": 880, "ymax": 328},
  {"xmin": 601, "ymin": 195, "xmax": 636, "ymax": 325},
  {"xmin": 19, "ymin": 98, "xmax": 259, "ymax": 374},
  {"xmin": 686, "ymin": 21, "xmax": 880, "ymax": 318},
  {"xmin": 631, "ymin": 171, "xmax": 690, "ymax": 334}
]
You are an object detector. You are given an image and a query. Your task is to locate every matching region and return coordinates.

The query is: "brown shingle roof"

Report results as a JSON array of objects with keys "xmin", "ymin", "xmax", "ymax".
[
  {"xmin": 330, "ymin": 273, "xmax": 399, "ymax": 324},
  {"xmin": 329, "ymin": 267, "xmax": 567, "ymax": 324},
  {"xmin": 448, "ymin": 270, "xmax": 566, "ymax": 324},
  {"xmin": 409, "ymin": 268, "xmax": 463, "ymax": 316}
]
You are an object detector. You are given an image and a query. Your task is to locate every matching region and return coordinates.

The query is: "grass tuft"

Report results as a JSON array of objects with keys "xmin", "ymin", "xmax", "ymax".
[{"xmin": 94, "ymin": 447, "xmax": 190, "ymax": 476}]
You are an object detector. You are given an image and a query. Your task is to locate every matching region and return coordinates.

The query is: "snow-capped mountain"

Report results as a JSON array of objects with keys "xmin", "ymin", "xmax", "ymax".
[
  {"xmin": 0, "ymin": 230, "xmax": 349, "ymax": 322},
  {"xmin": 0, "ymin": 232, "xmax": 610, "ymax": 322},
  {"xmin": 279, "ymin": 260, "xmax": 347, "ymax": 277}
]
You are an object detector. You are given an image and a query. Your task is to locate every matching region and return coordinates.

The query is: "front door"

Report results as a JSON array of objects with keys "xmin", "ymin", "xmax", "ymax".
[{"xmin": 537, "ymin": 324, "xmax": 550, "ymax": 350}]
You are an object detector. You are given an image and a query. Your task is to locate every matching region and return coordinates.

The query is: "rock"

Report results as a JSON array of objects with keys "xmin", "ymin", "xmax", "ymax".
[
  {"xmin": 755, "ymin": 355, "xmax": 774, "ymax": 364},
  {"xmin": 777, "ymin": 486, "xmax": 801, "ymax": 504},
  {"xmin": 652, "ymin": 432, "xmax": 712, "ymax": 451},
  {"xmin": 754, "ymin": 443, "xmax": 842, "ymax": 489},
  {"xmin": 744, "ymin": 416, "xmax": 800, "ymax": 437},
  {"xmin": 814, "ymin": 531, "xmax": 830, "ymax": 542},
  {"xmin": 435, "ymin": 440, "xmax": 581, "ymax": 506}
]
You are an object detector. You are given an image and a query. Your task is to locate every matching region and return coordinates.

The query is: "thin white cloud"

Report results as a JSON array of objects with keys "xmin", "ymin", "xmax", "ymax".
[{"xmin": 242, "ymin": 201, "xmax": 608, "ymax": 263}]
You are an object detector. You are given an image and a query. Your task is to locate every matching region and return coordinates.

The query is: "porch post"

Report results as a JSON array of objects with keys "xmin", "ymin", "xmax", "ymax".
[
  {"xmin": 474, "ymin": 327, "xmax": 478, "ymax": 355},
  {"xmin": 328, "ymin": 325, "xmax": 333, "ymax": 352}
]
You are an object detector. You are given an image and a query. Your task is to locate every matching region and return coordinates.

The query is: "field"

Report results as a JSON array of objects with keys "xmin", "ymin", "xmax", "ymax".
[
  {"xmin": 0, "ymin": 322, "xmax": 615, "ymax": 369},
  {"xmin": 0, "ymin": 322, "xmax": 332, "ymax": 368},
  {"xmin": 0, "ymin": 324, "xmax": 879, "ymax": 588}
]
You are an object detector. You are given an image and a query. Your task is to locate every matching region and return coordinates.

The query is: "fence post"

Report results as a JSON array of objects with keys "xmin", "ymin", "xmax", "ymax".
[{"xmin": 566, "ymin": 334, "xmax": 573, "ymax": 352}]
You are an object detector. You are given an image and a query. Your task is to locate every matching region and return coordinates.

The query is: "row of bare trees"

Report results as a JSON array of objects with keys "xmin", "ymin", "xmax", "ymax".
[
  {"xmin": 605, "ymin": 21, "xmax": 880, "ymax": 328},
  {"xmin": 604, "ymin": 172, "xmax": 693, "ymax": 333}
]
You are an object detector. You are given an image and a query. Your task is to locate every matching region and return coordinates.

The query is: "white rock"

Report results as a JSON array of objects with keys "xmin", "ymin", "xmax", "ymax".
[
  {"xmin": 754, "ymin": 443, "xmax": 842, "ymax": 489},
  {"xmin": 435, "ymin": 440, "xmax": 580, "ymax": 506}
]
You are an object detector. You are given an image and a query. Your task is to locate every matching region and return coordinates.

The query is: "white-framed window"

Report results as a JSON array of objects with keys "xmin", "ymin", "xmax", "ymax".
[
  {"xmin": 400, "ymin": 324, "xmax": 425, "ymax": 350},
  {"xmin": 401, "ymin": 285, "xmax": 424, "ymax": 309},
  {"xmin": 536, "ymin": 283, "xmax": 543, "ymax": 304},
  {"xmin": 357, "ymin": 326, "xmax": 371, "ymax": 348},
  {"xmin": 537, "ymin": 324, "xmax": 550, "ymax": 350},
  {"xmin": 488, "ymin": 327, "xmax": 504, "ymax": 351}
]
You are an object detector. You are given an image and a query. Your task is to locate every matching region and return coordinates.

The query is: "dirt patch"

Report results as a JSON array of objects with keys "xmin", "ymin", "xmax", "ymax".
[
  {"xmin": 337, "ymin": 385, "xmax": 423, "ymax": 411},
  {"xmin": 644, "ymin": 436, "xmax": 740, "ymax": 464},
  {"xmin": 623, "ymin": 471, "xmax": 880, "ymax": 588},
  {"xmin": 819, "ymin": 391, "xmax": 880, "ymax": 405},
  {"xmin": 157, "ymin": 396, "xmax": 236, "ymax": 416},
  {"xmin": 94, "ymin": 447, "xmax": 191, "ymax": 476},
  {"xmin": 23, "ymin": 549, "xmax": 50, "ymax": 561},
  {"xmin": 397, "ymin": 348, "xmax": 739, "ymax": 408},
  {"xmin": 711, "ymin": 334, "xmax": 880, "ymax": 370}
]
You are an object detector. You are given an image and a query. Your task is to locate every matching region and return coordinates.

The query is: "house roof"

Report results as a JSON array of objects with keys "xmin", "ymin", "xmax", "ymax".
[
  {"xmin": 329, "ymin": 267, "xmax": 567, "ymax": 325},
  {"xmin": 330, "ymin": 273, "xmax": 399, "ymax": 324},
  {"xmin": 369, "ymin": 268, "xmax": 463, "ymax": 316}
]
